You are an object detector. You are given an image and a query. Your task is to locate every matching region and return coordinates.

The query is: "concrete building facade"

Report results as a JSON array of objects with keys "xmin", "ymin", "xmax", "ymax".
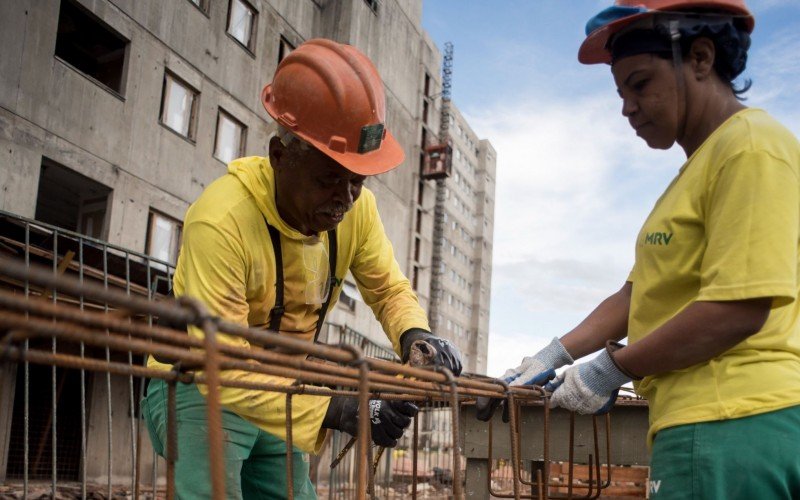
[
  {"xmin": 0, "ymin": 0, "xmax": 495, "ymax": 484},
  {"xmin": 434, "ymin": 105, "xmax": 496, "ymax": 375}
]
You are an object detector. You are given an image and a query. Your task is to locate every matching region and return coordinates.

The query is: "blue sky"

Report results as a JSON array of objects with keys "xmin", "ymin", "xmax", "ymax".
[{"xmin": 421, "ymin": 1, "xmax": 800, "ymax": 375}]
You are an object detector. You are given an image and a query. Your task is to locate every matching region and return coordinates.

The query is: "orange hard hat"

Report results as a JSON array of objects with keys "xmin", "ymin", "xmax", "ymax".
[
  {"xmin": 261, "ymin": 38, "xmax": 404, "ymax": 176},
  {"xmin": 579, "ymin": 0, "xmax": 754, "ymax": 64}
]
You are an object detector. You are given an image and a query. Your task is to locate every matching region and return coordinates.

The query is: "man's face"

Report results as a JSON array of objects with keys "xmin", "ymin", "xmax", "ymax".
[{"xmin": 270, "ymin": 136, "xmax": 366, "ymax": 235}]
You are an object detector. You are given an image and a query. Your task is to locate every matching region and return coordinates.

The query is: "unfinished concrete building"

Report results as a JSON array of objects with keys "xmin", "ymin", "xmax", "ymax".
[
  {"xmin": 0, "ymin": 0, "xmax": 498, "ymax": 490},
  {"xmin": 432, "ymin": 106, "xmax": 495, "ymax": 375}
]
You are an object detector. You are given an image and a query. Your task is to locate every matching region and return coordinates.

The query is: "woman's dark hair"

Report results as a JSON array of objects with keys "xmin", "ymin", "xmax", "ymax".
[
  {"xmin": 675, "ymin": 21, "xmax": 752, "ymax": 98},
  {"xmin": 612, "ymin": 18, "xmax": 752, "ymax": 99}
]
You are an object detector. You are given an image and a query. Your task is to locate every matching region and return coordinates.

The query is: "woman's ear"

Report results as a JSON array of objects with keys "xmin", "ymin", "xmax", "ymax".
[{"xmin": 687, "ymin": 37, "xmax": 716, "ymax": 81}]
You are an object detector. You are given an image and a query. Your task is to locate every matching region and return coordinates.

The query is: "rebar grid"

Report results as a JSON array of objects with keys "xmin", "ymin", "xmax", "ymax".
[{"xmin": 0, "ymin": 256, "xmax": 639, "ymax": 499}]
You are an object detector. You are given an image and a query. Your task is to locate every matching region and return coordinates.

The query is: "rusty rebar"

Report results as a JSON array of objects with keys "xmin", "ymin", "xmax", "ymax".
[
  {"xmin": 180, "ymin": 297, "xmax": 226, "ymax": 500},
  {"xmin": 330, "ymin": 436, "xmax": 357, "ymax": 470},
  {"xmin": 339, "ymin": 344, "xmax": 369, "ymax": 500},
  {"xmin": 286, "ymin": 392, "xmax": 294, "ymax": 500},
  {"xmin": 511, "ymin": 387, "xmax": 550, "ymax": 497},
  {"xmin": 166, "ymin": 376, "xmax": 177, "ymax": 500},
  {"xmin": 0, "ymin": 310, "xmax": 507, "ymax": 402},
  {"xmin": 412, "ymin": 414, "xmax": 419, "ymax": 500},
  {"xmin": 0, "ymin": 256, "xmax": 636, "ymax": 500},
  {"xmin": 0, "ymin": 291, "xmax": 512, "ymax": 400},
  {"xmin": 0, "ymin": 258, "xmax": 508, "ymax": 394},
  {"xmin": 434, "ymin": 366, "xmax": 463, "ymax": 499}
]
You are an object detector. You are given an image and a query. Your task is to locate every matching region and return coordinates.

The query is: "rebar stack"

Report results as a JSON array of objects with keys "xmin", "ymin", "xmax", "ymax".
[{"xmin": 0, "ymin": 255, "xmax": 648, "ymax": 499}]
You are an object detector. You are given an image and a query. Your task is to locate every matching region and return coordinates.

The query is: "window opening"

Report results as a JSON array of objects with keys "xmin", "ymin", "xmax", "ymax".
[
  {"xmin": 228, "ymin": 0, "xmax": 256, "ymax": 51},
  {"xmin": 214, "ymin": 109, "xmax": 246, "ymax": 164},
  {"xmin": 160, "ymin": 72, "xmax": 199, "ymax": 139},
  {"xmin": 55, "ymin": 0, "xmax": 128, "ymax": 94}
]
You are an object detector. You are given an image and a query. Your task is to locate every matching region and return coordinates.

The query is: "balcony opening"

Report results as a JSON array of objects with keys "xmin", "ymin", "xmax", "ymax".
[{"xmin": 35, "ymin": 158, "xmax": 112, "ymax": 240}]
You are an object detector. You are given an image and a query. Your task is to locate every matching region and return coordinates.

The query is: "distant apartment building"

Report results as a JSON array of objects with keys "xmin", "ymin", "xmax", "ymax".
[
  {"xmin": 432, "ymin": 105, "xmax": 496, "ymax": 375},
  {"xmin": 0, "ymin": 0, "xmax": 495, "ymax": 482}
]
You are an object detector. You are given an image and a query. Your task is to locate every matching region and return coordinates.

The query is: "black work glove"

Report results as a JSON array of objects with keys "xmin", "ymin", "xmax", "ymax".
[
  {"xmin": 322, "ymin": 396, "xmax": 419, "ymax": 447},
  {"xmin": 400, "ymin": 328, "xmax": 463, "ymax": 376}
]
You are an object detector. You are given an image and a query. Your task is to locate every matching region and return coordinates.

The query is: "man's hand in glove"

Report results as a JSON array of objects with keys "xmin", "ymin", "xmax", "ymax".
[
  {"xmin": 400, "ymin": 328, "xmax": 463, "ymax": 376},
  {"xmin": 322, "ymin": 397, "xmax": 419, "ymax": 447},
  {"xmin": 545, "ymin": 344, "xmax": 632, "ymax": 415},
  {"xmin": 475, "ymin": 337, "xmax": 573, "ymax": 422}
]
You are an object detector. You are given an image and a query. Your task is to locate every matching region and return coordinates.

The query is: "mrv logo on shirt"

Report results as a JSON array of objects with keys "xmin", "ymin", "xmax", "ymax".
[{"xmin": 644, "ymin": 232, "xmax": 673, "ymax": 246}]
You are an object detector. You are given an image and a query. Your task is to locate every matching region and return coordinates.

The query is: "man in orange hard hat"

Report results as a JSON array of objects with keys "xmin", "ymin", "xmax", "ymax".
[{"xmin": 142, "ymin": 39, "xmax": 462, "ymax": 498}]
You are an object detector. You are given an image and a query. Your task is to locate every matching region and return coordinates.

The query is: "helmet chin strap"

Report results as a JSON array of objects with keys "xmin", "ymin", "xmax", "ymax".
[{"xmin": 669, "ymin": 20, "xmax": 687, "ymax": 146}]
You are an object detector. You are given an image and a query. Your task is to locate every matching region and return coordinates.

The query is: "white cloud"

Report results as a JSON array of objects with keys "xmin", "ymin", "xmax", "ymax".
[
  {"xmin": 747, "ymin": 29, "xmax": 800, "ymax": 134},
  {"xmin": 464, "ymin": 89, "xmax": 683, "ymax": 375},
  {"xmin": 749, "ymin": 0, "xmax": 800, "ymax": 10},
  {"xmin": 485, "ymin": 330, "xmax": 552, "ymax": 380},
  {"xmin": 447, "ymin": 3, "xmax": 800, "ymax": 376}
]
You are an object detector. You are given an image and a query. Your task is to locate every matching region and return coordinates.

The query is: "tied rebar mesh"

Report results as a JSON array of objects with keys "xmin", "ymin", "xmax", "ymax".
[{"xmin": 0, "ymin": 210, "xmax": 648, "ymax": 499}]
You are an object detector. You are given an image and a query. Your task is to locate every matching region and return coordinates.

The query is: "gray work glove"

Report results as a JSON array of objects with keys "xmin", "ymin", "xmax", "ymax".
[
  {"xmin": 476, "ymin": 337, "xmax": 573, "ymax": 422},
  {"xmin": 544, "ymin": 348, "xmax": 629, "ymax": 415},
  {"xmin": 322, "ymin": 396, "xmax": 419, "ymax": 447},
  {"xmin": 400, "ymin": 328, "xmax": 463, "ymax": 376}
]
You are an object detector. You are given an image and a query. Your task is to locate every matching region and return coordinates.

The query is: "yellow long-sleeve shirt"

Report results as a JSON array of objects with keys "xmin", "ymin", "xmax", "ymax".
[{"xmin": 148, "ymin": 156, "xmax": 429, "ymax": 453}]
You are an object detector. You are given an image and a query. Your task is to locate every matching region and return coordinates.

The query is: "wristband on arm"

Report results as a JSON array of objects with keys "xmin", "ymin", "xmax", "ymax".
[{"xmin": 605, "ymin": 340, "xmax": 642, "ymax": 381}]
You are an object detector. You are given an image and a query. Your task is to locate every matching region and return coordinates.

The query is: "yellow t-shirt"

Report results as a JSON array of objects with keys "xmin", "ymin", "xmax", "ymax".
[
  {"xmin": 148, "ymin": 157, "xmax": 430, "ymax": 453},
  {"xmin": 628, "ymin": 109, "xmax": 800, "ymax": 445}
]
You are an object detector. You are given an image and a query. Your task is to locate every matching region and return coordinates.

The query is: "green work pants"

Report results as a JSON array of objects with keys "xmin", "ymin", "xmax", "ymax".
[
  {"xmin": 142, "ymin": 379, "xmax": 317, "ymax": 499},
  {"xmin": 649, "ymin": 404, "xmax": 800, "ymax": 499}
]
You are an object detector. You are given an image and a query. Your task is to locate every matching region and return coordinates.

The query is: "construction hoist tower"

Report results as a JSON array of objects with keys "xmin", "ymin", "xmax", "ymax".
[{"xmin": 424, "ymin": 41, "xmax": 454, "ymax": 334}]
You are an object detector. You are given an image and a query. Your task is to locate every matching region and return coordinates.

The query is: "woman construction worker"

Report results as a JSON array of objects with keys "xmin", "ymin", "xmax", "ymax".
[
  {"xmin": 141, "ymin": 39, "xmax": 461, "ymax": 499},
  {"xmin": 479, "ymin": 1, "xmax": 800, "ymax": 497}
]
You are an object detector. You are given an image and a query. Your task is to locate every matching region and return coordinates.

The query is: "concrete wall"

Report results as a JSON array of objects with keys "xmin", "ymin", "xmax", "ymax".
[{"xmin": 0, "ymin": 2, "xmax": 495, "ymax": 483}]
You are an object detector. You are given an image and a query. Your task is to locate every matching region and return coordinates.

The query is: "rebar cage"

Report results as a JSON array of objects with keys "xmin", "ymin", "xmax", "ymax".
[{"xmin": 0, "ymin": 211, "xmax": 650, "ymax": 500}]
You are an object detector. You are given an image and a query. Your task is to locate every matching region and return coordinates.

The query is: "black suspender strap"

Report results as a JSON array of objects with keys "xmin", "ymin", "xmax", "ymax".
[
  {"xmin": 267, "ymin": 224, "xmax": 285, "ymax": 332},
  {"xmin": 265, "ymin": 221, "xmax": 338, "ymax": 339},
  {"xmin": 314, "ymin": 229, "xmax": 337, "ymax": 342},
  {"xmin": 155, "ymin": 220, "xmax": 335, "ymax": 365}
]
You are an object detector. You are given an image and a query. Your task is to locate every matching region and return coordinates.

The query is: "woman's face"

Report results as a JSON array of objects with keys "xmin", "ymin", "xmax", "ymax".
[{"xmin": 612, "ymin": 54, "xmax": 684, "ymax": 150}]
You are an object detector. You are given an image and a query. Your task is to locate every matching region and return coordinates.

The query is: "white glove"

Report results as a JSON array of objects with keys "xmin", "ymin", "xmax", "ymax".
[
  {"xmin": 545, "ymin": 348, "xmax": 630, "ymax": 415},
  {"xmin": 505, "ymin": 337, "xmax": 574, "ymax": 386},
  {"xmin": 476, "ymin": 338, "xmax": 573, "ymax": 421}
]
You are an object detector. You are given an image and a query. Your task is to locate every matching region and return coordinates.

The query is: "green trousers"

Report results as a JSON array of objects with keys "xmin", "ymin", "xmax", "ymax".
[
  {"xmin": 649, "ymin": 405, "xmax": 800, "ymax": 499},
  {"xmin": 142, "ymin": 379, "xmax": 317, "ymax": 499}
]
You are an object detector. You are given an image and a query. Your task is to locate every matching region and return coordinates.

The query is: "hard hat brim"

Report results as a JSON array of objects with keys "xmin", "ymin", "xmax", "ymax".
[
  {"xmin": 308, "ymin": 127, "xmax": 406, "ymax": 176},
  {"xmin": 578, "ymin": 2, "xmax": 755, "ymax": 65},
  {"xmin": 262, "ymin": 85, "xmax": 406, "ymax": 176},
  {"xmin": 579, "ymin": 12, "xmax": 653, "ymax": 64}
]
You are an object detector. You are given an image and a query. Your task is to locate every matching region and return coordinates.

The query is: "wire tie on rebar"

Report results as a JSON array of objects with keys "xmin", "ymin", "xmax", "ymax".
[
  {"xmin": 289, "ymin": 379, "xmax": 305, "ymax": 395},
  {"xmin": 431, "ymin": 365, "xmax": 457, "ymax": 394},
  {"xmin": 169, "ymin": 361, "xmax": 195, "ymax": 385},
  {"xmin": 348, "ymin": 357, "xmax": 368, "ymax": 367},
  {"xmin": 428, "ymin": 365, "xmax": 451, "ymax": 398}
]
